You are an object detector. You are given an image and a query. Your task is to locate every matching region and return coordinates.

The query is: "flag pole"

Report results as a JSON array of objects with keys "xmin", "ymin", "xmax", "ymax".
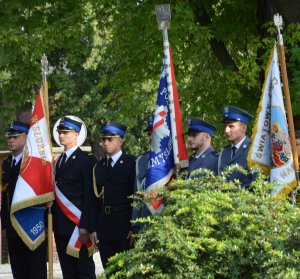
[
  {"xmin": 155, "ymin": 4, "xmax": 180, "ymax": 176},
  {"xmin": 274, "ymin": 14, "xmax": 299, "ymax": 173},
  {"xmin": 41, "ymin": 54, "xmax": 53, "ymax": 279},
  {"xmin": 274, "ymin": 15, "xmax": 299, "ymax": 179}
]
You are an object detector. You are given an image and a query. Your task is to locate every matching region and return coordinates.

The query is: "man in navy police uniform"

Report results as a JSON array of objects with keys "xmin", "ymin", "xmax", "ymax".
[
  {"xmin": 187, "ymin": 117, "xmax": 219, "ymax": 178},
  {"xmin": 1, "ymin": 121, "xmax": 47, "ymax": 279},
  {"xmin": 53, "ymin": 116, "xmax": 96, "ymax": 279},
  {"xmin": 131, "ymin": 115, "xmax": 153, "ymax": 235},
  {"xmin": 90, "ymin": 121, "xmax": 136, "ymax": 269},
  {"xmin": 218, "ymin": 106, "xmax": 254, "ymax": 188}
]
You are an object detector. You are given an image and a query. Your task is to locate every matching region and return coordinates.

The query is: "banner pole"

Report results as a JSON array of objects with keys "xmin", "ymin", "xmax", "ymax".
[
  {"xmin": 155, "ymin": 4, "xmax": 180, "ymax": 175},
  {"xmin": 274, "ymin": 15, "xmax": 299, "ymax": 174},
  {"xmin": 41, "ymin": 54, "xmax": 53, "ymax": 279}
]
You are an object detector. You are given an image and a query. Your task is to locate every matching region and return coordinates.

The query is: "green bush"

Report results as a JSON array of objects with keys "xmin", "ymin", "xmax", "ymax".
[{"xmin": 105, "ymin": 167, "xmax": 300, "ymax": 278}]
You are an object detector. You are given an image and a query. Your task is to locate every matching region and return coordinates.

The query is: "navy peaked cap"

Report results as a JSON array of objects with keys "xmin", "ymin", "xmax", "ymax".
[
  {"xmin": 101, "ymin": 121, "xmax": 127, "ymax": 138},
  {"xmin": 221, "ymin": 106, "xmax": 253, "ymax": 124},
  {"xmin": 57, "ymin": 116, "xmax": 82, "ymax": 132},
  {"xmin": 188, "ymin": 118, "xmax": 216, "ymax": 136},
  {"xmin": 5, "ymin": 121, "xmax": 29, "ymax": 137}
]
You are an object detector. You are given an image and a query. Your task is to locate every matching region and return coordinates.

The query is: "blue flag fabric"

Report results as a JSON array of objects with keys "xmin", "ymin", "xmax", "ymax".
[{"xmin": 145, "ymin": 60, "xmax": 175, "ymax": 213}]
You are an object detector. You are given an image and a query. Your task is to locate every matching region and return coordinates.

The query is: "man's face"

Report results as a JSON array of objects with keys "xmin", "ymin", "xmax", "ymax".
[
  {"xmin": 58, "ymin": 130, "xmax": 78, "ymax": 149},
  {"xmin": 188, "ymin": 132, "xmax": 207, "ymax": 152},
  {"xmin": 7, "ymin": 134, "xmax": 27, "ymax": 155},
  {"xmin": 102, "ymin": 137, "xmax": 123, "ymax": 156},
  {"xmin": 224, "ymin": 121, "xmax": 247, "ymax": 145}
]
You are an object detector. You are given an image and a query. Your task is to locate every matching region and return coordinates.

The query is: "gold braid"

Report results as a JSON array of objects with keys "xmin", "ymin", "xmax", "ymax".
[{"xmin": 93, "ymin": 163, "xmax": 103, "ymax": 198}]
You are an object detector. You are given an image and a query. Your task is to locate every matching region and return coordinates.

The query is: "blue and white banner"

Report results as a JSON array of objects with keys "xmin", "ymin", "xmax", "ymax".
[{"xmin": 145, "ymin": 60, "xmax": 175, "ymax": 214}]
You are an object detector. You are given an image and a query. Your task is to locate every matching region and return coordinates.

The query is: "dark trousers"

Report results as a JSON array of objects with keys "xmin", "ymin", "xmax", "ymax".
[
  {"xmin": 7, "ymin": 237, "xmax": 47, "ymax": 279},
  {"xmin": 55, "ymin": 234, "xmax": 96, "ymax": 279},
  {"xmin": 98, "ymin": 238, "xmax": 131, "ymax": 268}
]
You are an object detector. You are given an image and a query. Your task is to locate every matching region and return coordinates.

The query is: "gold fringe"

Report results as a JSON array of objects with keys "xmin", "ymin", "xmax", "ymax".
[
  {"xmin": 10, "ymin": 214, "xmax": 45, "ymax": 251},
  {"xmin": 66, "ymin": 245, "xmax": 80, "ymax": 258},
  {"xmin": 88, "ymin": 245, "xmax": 97, "ymax": 257},
  {"xmin": 10, "ymin": 192, "xmax": 55, "ymax": 214},
  {"xmin": 274, "ymin": 178, "xmax": 298, "ymax": 198},
  {"xmin": 9, "ymin": 191, "xmax": 54, "ymax": 251}
]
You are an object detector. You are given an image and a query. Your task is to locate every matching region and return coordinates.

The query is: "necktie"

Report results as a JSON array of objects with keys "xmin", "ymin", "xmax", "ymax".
[
  {"xmin": 231, "ymin": 146, "xmax": 237, "ymax": 159},
  {"xmin": 12, "ymin": 159, "xmax": 16, "ymax": 167},
  {"xmin": 59, "ymin": 153, "xmax": 67, "ymax": 168},
  {"xmin": 107, "ymin": 157, "xmax": 113, "ymax": 168}
]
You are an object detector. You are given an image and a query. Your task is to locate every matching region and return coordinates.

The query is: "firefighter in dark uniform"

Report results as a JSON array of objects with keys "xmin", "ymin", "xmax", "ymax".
[
  {"xmin": 218, "ymin": 106, "xmax": 254, "ymax": 188},
  {"xmin": 1, "ymin": 121, "xmax": 47, "ymax": 279},
  {"xmin": 187, "ymin": 117, "xmax": 219, "ymax": 178},
  {"xmin": 131, "ymin": 115, "xmax": 153, "ymax": 235},
  {"xmin": 52, "ymin": 116, "xmax": 96, "ymax": 279},
  {"xmin": 90, "ymin": 121, "xmax": 136, "ymax": 269}
]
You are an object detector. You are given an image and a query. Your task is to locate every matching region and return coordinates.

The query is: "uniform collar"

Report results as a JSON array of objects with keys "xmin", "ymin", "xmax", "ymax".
[
  {"xmin": 194, "ymin": 147, "xmax": 210, "ymax": 159},
  {"xmin": 64, "ymin": 145, "xmax": 78, "ymax": 160},
  {"xmin": 107, "ymin": 150, "xmax": 123, "ymax": 167},
  {"xmin": 231, "ymin": 136, "xmax": 246, "ymax": 151},
  {"xmin": 12, "ymin": 152, "xmax": 23, "ymax": 164}
]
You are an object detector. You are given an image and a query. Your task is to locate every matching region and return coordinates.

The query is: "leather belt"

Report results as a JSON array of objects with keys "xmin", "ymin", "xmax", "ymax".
[{"xmin": 102, "ymin": 204, "xmax": 131, "ymax": 214}]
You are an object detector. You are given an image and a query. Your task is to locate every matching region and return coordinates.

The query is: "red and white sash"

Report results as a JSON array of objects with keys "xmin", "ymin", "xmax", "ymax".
[{"xmin": 54, "ymin": 182, "xmax": 95, "ymax": 258}]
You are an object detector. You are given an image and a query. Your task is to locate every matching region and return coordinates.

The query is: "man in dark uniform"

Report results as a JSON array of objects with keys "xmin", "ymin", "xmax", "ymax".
[
  {"xmin": 1, "ymin": 121, "xmax": 47, "ymax": 279},
  {"xmin": 131, "ymin": 115, "xmax": 153, "ymax": 235},
  {"xmin": 52, "ymin": 116, "xmax": 96, "ymax": 279},
  {"xmin": 218, "ymin": 106, "xmax": 254, "ymax": 188},
  {"xmin": 90, "ymin": 121, "xmax": 136, "ymax": 269},
  {"xmin": 187, "ymin": 117, "xmax": 218, "ymax": 178}
]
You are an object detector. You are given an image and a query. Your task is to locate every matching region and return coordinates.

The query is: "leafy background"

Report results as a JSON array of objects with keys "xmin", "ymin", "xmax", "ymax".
[{"xmin": 0, "ymin": 0, "xmax": 300, "ymax": 155}]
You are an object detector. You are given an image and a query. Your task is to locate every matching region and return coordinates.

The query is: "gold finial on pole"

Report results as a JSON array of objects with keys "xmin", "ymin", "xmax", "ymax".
[
  {"xmin": 41, "ymin": 54, "xmax": 49, "ymax": 82},
  {"xmin": 274, "ymin": 14, "xmax": 284, "ymax": 45}
]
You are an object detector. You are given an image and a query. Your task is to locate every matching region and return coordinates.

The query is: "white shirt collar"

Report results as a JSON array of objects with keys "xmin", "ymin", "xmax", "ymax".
[
  {"xmin": 195, "ymin": 147, "xmax": 209, "ymax": 159},
  {"xmin": 64, "ymin": 145, "xmax": 78, "ymax": 161},
  {"xmin": 12, "ymin": 152, "xmax": 23, "ymax": 164},
  {"xmin": 108, "ymin": 150, "xmax": 122, "ymax": 167},
  {"xmin": 232, "ymin": 136, "xmax": 246, "ymax": 150}
]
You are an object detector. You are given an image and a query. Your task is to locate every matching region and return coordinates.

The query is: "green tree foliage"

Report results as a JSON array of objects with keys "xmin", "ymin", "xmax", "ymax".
[
  {"xmin": 105, "ymin": 168, "xmax": 300, "ymax": 278},
  {"xmin": 0, "ymin": 1, "xmax": 300, "ymax": 151}
]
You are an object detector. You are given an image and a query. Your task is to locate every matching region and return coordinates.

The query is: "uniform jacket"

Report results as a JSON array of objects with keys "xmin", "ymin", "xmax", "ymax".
[
  {"xmin": 93, "ymin": 152, "xmax": 136, "ymax": 241},
  {"xmin": 53, "ymin": 148, "xmax": 96, "ymax": 235},
  {"xmin": 131, "ymin": 152, "xmax": 152, "ymax": 233},
  {"xmin": 187, "ymin": 147, "xmax": 218, "ymax": 178},
  {"xmin": 218, "ymin": 136, "xmax": 253, "ymax": 188},
  {"xmin": 1, "ymin": 155, "xmax": 21, "ymax": 238}
]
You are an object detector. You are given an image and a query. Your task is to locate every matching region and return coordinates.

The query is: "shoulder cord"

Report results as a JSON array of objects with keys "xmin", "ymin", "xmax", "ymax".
[{"xmin": 93, "ymin": 163, "xmax": 104, "ymax": 198}]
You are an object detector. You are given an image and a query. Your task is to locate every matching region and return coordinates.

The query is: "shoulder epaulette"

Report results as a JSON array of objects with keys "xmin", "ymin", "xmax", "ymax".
[{"xmin": 212, "ymin": 151, "xmax": 220, "ymax": 157}]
